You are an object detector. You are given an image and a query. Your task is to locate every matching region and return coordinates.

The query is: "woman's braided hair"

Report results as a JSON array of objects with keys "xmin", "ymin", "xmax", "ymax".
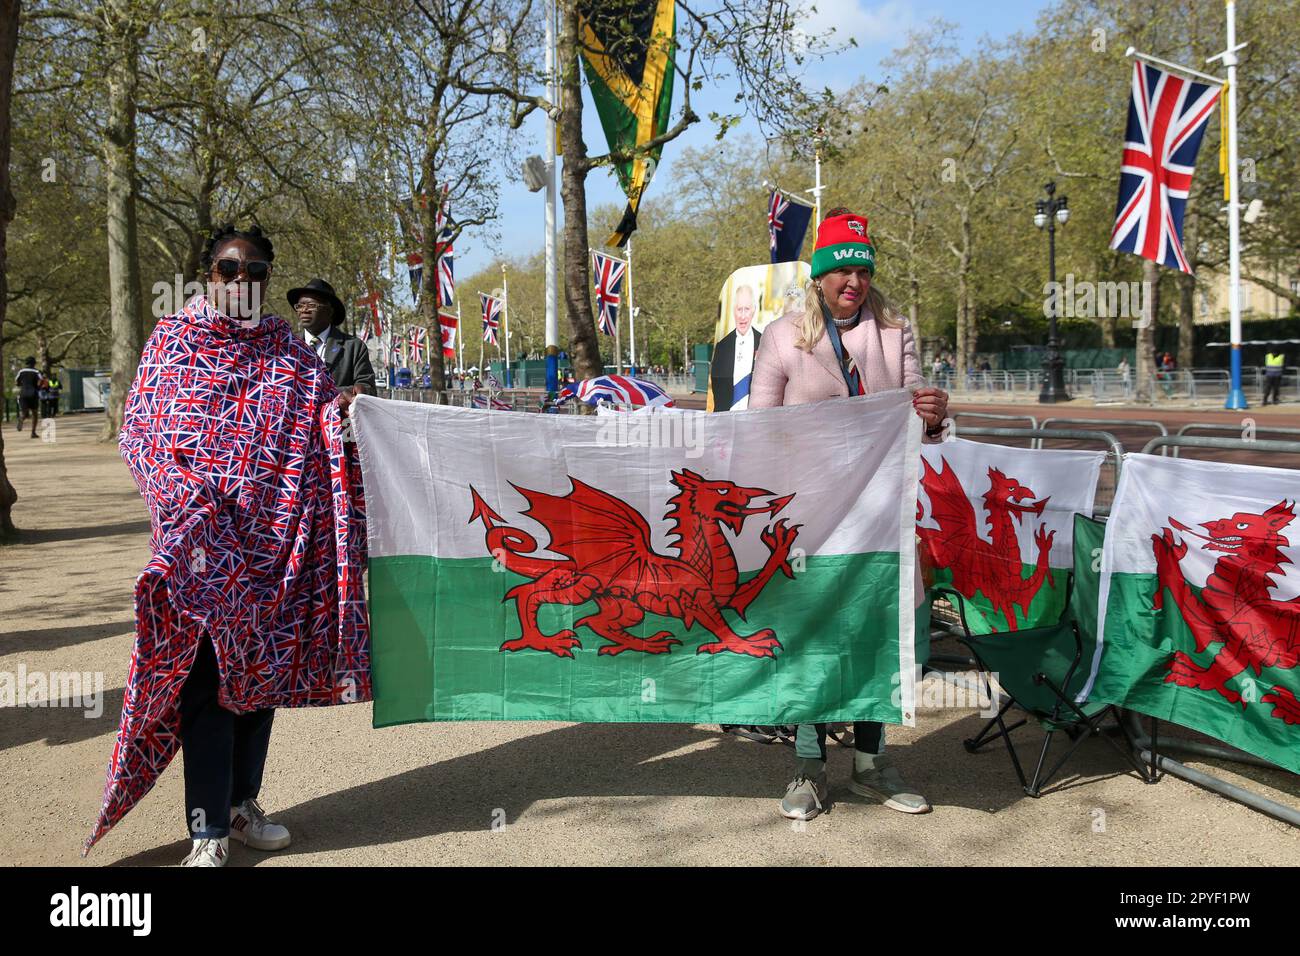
[{"xmin": 199, "ymin": 223, "xmax": 275, "ymax": 274}]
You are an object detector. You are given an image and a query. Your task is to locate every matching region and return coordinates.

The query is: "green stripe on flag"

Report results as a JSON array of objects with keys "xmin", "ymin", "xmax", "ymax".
[
  {"xmin": 368, "ymin": 552, "xmax": 907, "ymax": 727},
  {"xmin": 931, "ymin": 565, "xmax": 1070, "ymax": 634},
  {"xmin": 1090, "ymin": 572, "xmax": 1300, "ymax": 775}
]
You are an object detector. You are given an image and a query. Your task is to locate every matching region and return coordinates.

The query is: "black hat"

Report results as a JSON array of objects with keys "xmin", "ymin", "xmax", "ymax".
[{"xmin": 287, "ymin": 278, "xmax": 346, "ymax": 326}]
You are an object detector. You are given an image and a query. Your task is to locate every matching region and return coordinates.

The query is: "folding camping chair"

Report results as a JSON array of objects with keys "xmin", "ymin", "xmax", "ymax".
[{"xmin": 933, "ymin": 514, "xmax": 1154, "ymax": 796}]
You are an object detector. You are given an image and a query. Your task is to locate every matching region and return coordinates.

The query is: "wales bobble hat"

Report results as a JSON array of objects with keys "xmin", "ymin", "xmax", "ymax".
[{"xmin": 809, "ymin": 213, "xmax": 876, "ymax": 278}]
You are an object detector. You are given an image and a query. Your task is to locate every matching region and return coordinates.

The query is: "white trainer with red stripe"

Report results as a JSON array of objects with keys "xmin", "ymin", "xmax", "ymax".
[{"xmin": 230, "ymin": 799, "xmax": 292, "ymax": 851}]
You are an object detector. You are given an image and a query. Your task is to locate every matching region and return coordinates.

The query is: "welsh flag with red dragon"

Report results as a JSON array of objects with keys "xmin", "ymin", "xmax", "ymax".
[
  {"xmin": 352, "ymin": 390, "xmax": 925, "ymax": 726},
  {"xmin": 918, "ymin": 438, "xmax": 1106, "ymax": 633},
  {"xmin": 1083, "ymin": 454, "xmax": 1300, "ymax": 774}
]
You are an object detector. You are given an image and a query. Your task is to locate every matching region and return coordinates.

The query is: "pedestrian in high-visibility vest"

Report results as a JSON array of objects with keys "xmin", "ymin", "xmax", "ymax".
[{"xmin": 1263, "ymin": 350, "xmax": 1285, "ymax": 405}]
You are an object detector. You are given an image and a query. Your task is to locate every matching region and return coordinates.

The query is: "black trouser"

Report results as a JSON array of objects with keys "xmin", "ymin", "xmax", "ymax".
[
  {"xmin": 178, "ymin": 638, "xmax": 275, "ymax": 839},
  {"xmin": 795, "ymin": 721, "xmax": 885, "ymax": 761},
  {"xmin": 1264, "ymin": 374, "xmax": 1282, "ymax": 404},
  {"xmin": 17, "ymin": 397, "xmax": 37, "ymax": 433}
]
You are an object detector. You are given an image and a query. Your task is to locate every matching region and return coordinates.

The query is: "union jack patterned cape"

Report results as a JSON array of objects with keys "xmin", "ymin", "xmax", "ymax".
[
  {"xmin": 85, "ymin": 296, "xmax": 371, "ymax": 853},
  {"xmin": 590, "ymin": 251, "xmax": 626, "ymax": 336},
  {"xmin": 1109, "ymin": 60, "xmax": 1221, "ymax": 274}
]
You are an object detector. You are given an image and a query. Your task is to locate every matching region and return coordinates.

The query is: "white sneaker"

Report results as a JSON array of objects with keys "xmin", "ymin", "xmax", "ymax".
[
  {"xmin": 181, "ymin": 836, "xmax": 228, "ymax": 867},
  {"xmin": 230, "ymin": 798, "xmax": 292, "ymax": 851}
]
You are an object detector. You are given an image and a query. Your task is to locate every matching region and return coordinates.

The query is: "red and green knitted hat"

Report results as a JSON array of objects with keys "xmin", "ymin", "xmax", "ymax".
[{"xmin": 810, "ymin": 213, "xmax": 876, "ymax": 278}]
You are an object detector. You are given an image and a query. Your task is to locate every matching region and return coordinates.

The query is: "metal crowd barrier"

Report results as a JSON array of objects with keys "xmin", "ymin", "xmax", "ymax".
[
  {"xmin": 1144, "ymin": 433, "xmax": 1300, "ymax": 461},
  {"xmin": 1038, "ymin": 417, "xmax": 1167, "ymax": 453},
  {"xmin": 1171, "ymin": 422, "xmax": 1300, "ymax": 456},
  {"xmin": 952, "ymin": 411, "xmax": 1039, "ymax": 431}
]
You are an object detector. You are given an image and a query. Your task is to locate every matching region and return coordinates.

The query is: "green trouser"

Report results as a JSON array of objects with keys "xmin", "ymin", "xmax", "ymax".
[{"xmin": 794, "ymin": 601, "xmax": 931, "ymax": 762}]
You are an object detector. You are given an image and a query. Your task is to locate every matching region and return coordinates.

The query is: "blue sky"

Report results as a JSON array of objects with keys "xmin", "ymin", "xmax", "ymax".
[{"xmin": 456, "ymin": 0, "xmax": 1051, "ymax": 276}]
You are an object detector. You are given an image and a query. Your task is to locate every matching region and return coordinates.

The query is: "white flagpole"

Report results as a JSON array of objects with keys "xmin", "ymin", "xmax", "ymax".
[
  {"xmin": 501, "ymin": 263, "xmax": 511, "ymax": 386},
  {"xmin": 1209, "ymin": 3, "xmax": 1247, "ymax": 408},
  {"xmin": 627, "ymin": 236, "xmax": 636, "ymax": 373},
  {"xmin": 457, "ymin": 300, "xmax": 463, "ymax": 377},
  {"xmin": 806, "ymin": 129, "xmax": 826, "ymax": 224},
  {"xmin": 544, "ymin": 0, "xmax": 560, "ymax": 393}
]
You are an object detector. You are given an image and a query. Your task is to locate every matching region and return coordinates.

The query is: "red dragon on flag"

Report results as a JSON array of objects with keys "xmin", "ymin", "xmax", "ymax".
[
  {"xmin": 467, "ymin": 469, "xmax": 800, "ymax": 658},
  {"xmin": 918, "ymin": 457, "xmax": 1056, "ymax": 632},
  {"xmin": 1153, "ymin": 500, "xmax": 1300, "ymax": 723}
]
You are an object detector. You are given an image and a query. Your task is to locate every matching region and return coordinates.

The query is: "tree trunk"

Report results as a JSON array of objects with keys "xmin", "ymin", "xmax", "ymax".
[
  {"xmin": 101, "ymin": 3, "xmax": 145, "ymax": 441},
  {"xmin": 558, "ymin": 0, "xmax": 602, "ymax": 380},
  {"xmin": 0, "ymin": 0, "xmax": 21, "ymax": 538},
  {"xmin": 954, "ymin": 208, "xmax": 972, "ymax": 381},
  {"xmin": 419, "ymin": 131, "xmax": 446, "ymax": 397},
  {"xmin": 1100, "ymin": 313, "xmax": 1117, "ymax": 349},
  {"xmin": 1177, "ymin": 206, "xmax": 1198, "ymax": 371},
  {"xmin": 1177, "ymin": 271, "xmax": 1195, "ymax": 372},
  {"xmin": 1135, "ymin": 258, "xmax": 1160, "ymax": 402}
]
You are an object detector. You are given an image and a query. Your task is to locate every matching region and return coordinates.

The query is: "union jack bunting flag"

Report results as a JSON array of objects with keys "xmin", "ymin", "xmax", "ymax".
[
  {"xmin": 590, "ymin": 250, "xmax": 626, "ymax": 336},
  {"xmin": 403, "ymin": 184, "xmax": 454, "ymax": 306},
  {"xmin": 768, "ymin": 189, "xmax": 813, "ymax": 264},
  {"xmin": 407, "ymin": 326, "xmax": 428, "ymax": 364},
  {"xmin": 390, "ymin": 336, "xmax": 406, "ymax": 368},
  {"xmin": 480, "ymin": 293, "xmax": 502, "ymax": 345},
  {"xmin": 355, "ymin": 281, "xmax": 383, "ymax": 338},
  {"xmin": 1110, "ymin": 60, "xmax": 1221, "ymax": 274},
  {"xmin": 435, "ymin": 235, "xmax": 455, "ymax": 307}
]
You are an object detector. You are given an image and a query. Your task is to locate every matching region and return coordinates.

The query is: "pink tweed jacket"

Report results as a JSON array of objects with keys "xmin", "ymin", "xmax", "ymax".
[
  {"xmin": 749, "ymin": 308, "xmax": 928, "ymax": 409},
  {"xmin": 749, "ymin": 307, "xmax": 934, "ymax": 612}
]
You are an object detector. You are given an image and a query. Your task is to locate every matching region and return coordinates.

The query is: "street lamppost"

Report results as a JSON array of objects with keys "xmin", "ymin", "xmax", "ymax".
[{"xmin": 1035, "ymin": 181, "xmax": 1071, "ymax": 403}]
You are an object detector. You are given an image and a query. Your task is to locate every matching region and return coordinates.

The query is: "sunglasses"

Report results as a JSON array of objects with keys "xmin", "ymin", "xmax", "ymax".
[{"xmin": 213, "ymin": 257, "xmax": 271, "ymax": 282}]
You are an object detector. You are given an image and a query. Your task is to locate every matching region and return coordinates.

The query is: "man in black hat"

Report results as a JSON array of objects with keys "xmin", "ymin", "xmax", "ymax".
[{"xmin": 287, "ymin": 278, "xmax": 376, "ymax": 394}]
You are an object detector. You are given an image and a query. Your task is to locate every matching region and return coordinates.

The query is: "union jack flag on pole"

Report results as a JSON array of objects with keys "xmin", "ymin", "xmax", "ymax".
[
  {"xmin": 1109, "ymin": 60, "xmax": 1221, "ymax": 274},
  {"xmin": 590, "ymin": 250, "xmax": 626, "ymax": 337},
  {"xmin": 480, "ymin": 293, "xmax": 502, "ymax": 346}
]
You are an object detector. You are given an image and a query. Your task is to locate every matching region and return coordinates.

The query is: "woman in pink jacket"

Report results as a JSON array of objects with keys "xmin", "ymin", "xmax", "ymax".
[{"xmin": 750, "ymin": 209, "xmax": 948, "ymax": 822}]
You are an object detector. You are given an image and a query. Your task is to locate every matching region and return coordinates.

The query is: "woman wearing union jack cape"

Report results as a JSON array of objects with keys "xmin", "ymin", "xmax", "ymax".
[{"xmin": 85, "ymin": 224, "xmax": 371, "ymax": 865}]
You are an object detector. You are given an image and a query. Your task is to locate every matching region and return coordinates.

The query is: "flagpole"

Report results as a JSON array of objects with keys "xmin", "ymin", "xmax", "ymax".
[
  {"xmin": 1208, "ymin": 4, "xmax": 1247, "ymax": 409},
  {"xmin": 544, "ymin": 0, "xmax": 560, "ymax": 396},
  {"xmin": 457, "ymin": 300, "xmax": 464, "ymax": 378},
  {"xmin": 501, "ymin": 263, "xmax": 511, "ymax": 387},
  {"xmin": 807, "ymin": 127, "xmax": 826, "ymax": 224},
  {"xmin": 626, "ymin": 236, "xmax": 636, "ymax": 374}
]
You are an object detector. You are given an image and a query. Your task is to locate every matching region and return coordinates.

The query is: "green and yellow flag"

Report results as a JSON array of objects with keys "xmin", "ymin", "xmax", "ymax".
[{"xmin": 578, "ymin": 0, "xmax": 675, "ymax": 246}]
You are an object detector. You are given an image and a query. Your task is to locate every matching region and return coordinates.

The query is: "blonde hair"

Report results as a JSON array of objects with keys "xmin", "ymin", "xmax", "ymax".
[{"xmin": 793, "ymin": 278, "xmax": 905, "ymax": 352}]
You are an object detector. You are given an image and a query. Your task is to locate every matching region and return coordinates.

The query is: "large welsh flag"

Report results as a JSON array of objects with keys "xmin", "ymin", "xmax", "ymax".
[
  {"xmin": 1083, "ymin": 453, "xmax": 1300, "ymax": 774},
  {"xmin": 918, "ymin": 438, "xmax": 1105, "ymax": 633},
  {"xmin": 352, "ymin": 390, "xmax": 923, "ymax": 727}
]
